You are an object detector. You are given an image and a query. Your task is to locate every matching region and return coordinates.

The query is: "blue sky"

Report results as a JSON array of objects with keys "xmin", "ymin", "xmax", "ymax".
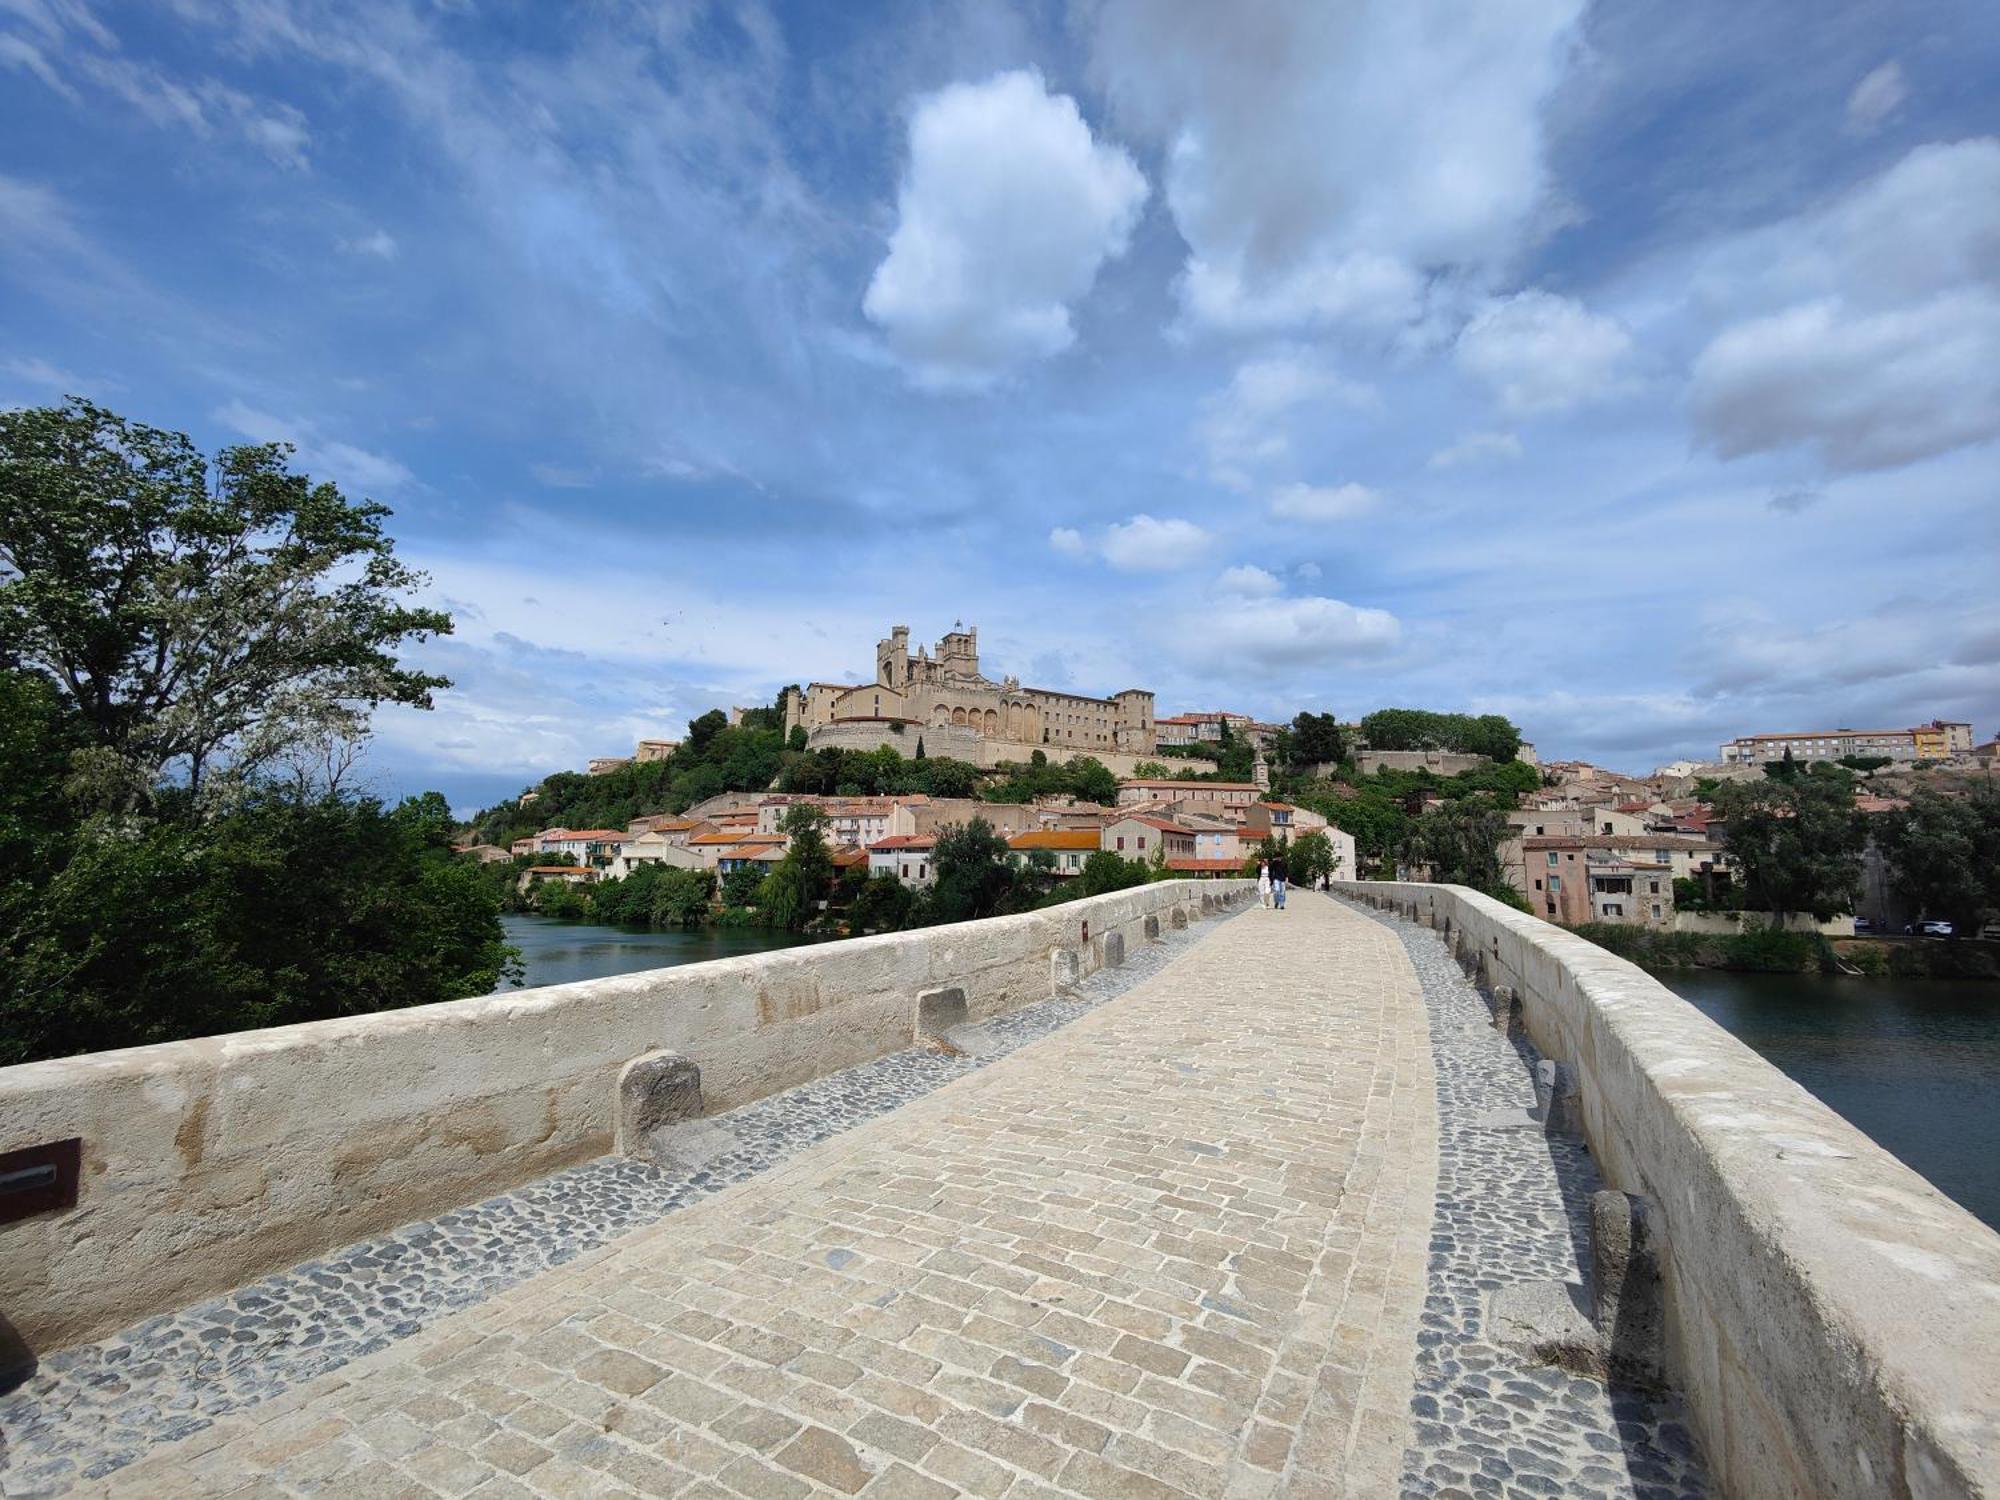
[{"xmin": 4, "ymin": 0, "xmax": 1997, "ymax": 812}]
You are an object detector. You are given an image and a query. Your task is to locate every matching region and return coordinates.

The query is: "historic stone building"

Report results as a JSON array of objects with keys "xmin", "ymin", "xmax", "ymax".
[{"xmin": 785, "ymin": 624, "xmax": 1156, "ymax": 764}]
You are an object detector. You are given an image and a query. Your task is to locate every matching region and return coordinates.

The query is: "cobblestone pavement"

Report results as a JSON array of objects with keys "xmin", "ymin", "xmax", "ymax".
[
  {"xmin": 65, "ymin": 895, "xmax": 1440, "ymax": 1497},
  {"xmin": 0, "ymin": 914, "xmax": 1231, "ymax": 1498},
  {"xmin": 1347, "ymin": 901, "xmax": 1713, "ymax": 1500}
]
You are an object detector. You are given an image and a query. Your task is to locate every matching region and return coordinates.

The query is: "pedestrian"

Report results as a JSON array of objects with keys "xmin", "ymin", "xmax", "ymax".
[
  {"xmin": 1270, "ymin": 850, "xmax": 1288, "ymax": 910},
  {"xmin": 1257, "ymin": 860, "xmax": 1272, "ymax": 907}
]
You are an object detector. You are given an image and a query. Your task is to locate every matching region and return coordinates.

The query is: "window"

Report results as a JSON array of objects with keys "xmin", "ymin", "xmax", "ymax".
[
  {"xmin": 1116, "ymin": 836, "xmax": 1125, "ymax": 851},
  {"xmin": 1138, "ymin": 836, "xmax": 1147, "ymax": 850},
  {"xmin": 1533, "ymin": 879, "xmax": 1543, "ymax": 891},
  {"xmin": 1651, "ymin": 904, "xmax": 1663, "ymax": 920},
  {"xmin": 1648, "ymin": 881, "xmax": 1660, "ymax": 894},
  {"xmin": 1547, "ymin": 852, "xmax": 1559, "ymax": 866},
  {"xmin": 1604, "ymin": 902, "xmax": 1623, "ymax": 916},
  {"xmin": 1549, "ymin": 876, "xmax": 1561, "ymax": 892}
]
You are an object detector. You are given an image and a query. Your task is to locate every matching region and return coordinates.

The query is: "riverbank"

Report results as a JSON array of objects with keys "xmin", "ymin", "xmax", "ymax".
[{"xmin": 1569, "ymin": 921, "xmax": 2000, "ymax": 978}]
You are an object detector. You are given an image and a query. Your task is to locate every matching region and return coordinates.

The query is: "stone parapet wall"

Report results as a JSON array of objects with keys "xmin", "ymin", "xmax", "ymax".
[
  {"xmin": 1331, "ymin": 880, "xmax": 2000, "ymax": 1500},
  {"xmin": 0, "ymin": 881, "xmax": 1252, "ymax": 1358}
]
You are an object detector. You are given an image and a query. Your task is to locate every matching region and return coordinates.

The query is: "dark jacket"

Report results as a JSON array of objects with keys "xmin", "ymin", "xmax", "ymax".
[{"xmin": 1268, "ymin": 855, "xmax": 1288, "ymax": 882}]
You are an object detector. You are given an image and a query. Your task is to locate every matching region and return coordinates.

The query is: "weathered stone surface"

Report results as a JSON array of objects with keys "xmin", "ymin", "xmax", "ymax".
[
  {"xmin": 1534, "ymin": 1057, "xmax": 1582, "ymax": 1136},
  {"xmin": 1169, "ymin": 907, "xmax": 1188, "ymax": 930},
  {"xmin": 913, "ymin": 986, "xmax": 967, "ymax": 1041},
  {"xmin": 1488, "ymin": 1280, "xmax": 1603, "ymax": 1378},
  {"xmin": 1050, "ymin": 947, "xmax": 1081, "ymax": 992},
  {"xmin": 1102, "ymin": 932, "xmax": 1125, "ymax": 968},
  {"xmin": 1143, "ymin": 914, "xmax": 1160, "ymax": 940},
  {"xmin": 1593, "ymin": 1189, "xmax": 1666, "ymax": 1387},
  {"xmin": 615, "ymin": 1050, "xmax": 702, "ymax": 1156}
]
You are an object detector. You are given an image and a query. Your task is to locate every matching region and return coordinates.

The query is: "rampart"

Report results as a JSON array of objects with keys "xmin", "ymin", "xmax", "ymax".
[
  {"xmin": 0, "ymin": 880, "xmax": 1251, "ymax": 1359},
  {"xmin": 1333, "ymin": 880, "xmax": 2000, "ymax": 1499}
]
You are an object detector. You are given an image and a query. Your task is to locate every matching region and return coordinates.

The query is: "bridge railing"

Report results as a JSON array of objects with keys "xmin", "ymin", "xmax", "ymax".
[
  {"xmin": 0, "ymin": 879, "xmax": 1251, "ymax": 1362},
  {"xmin": 1333, "ymin": 880, "xmax": 2000, "ymax": 1500}
]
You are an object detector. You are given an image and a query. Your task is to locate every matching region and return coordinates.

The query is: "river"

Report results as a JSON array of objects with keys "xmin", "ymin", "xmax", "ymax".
[
  {"xmin": 495, "ymin": 915, "xmax": 815, "ymax": 992},
  {"xmin": 1663, "ymin": 969, "xmax": 2000, "ymax": 1231}
]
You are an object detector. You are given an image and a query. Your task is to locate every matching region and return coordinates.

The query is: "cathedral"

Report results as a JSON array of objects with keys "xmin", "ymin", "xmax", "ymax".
[{"xmin": 784, "ymin": 625, "xmax": 1157, "ymax": 759}]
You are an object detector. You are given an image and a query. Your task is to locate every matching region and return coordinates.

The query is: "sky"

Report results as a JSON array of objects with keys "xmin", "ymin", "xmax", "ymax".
[{"xmin": 3, "ymin": 0, "xmax": 1997, "ymax": 813}]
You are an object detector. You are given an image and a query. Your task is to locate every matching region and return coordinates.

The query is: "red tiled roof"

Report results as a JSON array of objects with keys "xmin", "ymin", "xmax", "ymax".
[
  {"xmin": 1008, "ymin": 829, "xmax": 1101, "ymax": 851},
  {"xmin": 1167, "ymin": 858, "xmax": 1244, "ymax": 872},
  {"xmin": 868, "ymin": 835, "xmax": 936, "ymax": 851}
]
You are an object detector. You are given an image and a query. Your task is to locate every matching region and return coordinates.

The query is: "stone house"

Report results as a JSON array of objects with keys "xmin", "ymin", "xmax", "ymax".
[
  {"xmin": 1100, "ymin": 816, "xmax": 1195, "ymax": 862},
  {"xmin": 867, "ymin": 834, "xmax": 937, "ymax": 888},
  {"xmin": 1006, "ymin": 828, "xmax": 1100, "ymax": 877}
]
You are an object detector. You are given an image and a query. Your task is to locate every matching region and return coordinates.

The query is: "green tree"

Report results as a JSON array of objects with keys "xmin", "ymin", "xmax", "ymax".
[
  {"xmin": 651, "ymin": 867, "xmax": 715, "ymax": 926},
  {"xmin": 0, "ymin": 399, "xmax": 452, "ymax": 811},
  {"xmin": 925, "ymin": 818, "xmax": 1018, "ymax": 924},
  {"xmin": 1714, "ymin": 771, "xmax": 1865, "ymax": 921},
  {"xmin": 720, "ymin": 866, "xmax": 765, "ymax": 908},
  {"xmin": 759, "ymin": 806, "xmax": 833, "ymax": 930},
  {"xmin": 1874, "ymin": 787, "xmax": 2000, "ymax": 935},
  {"xmin": 1288, "ymin": 712, "xmax": 1346, "ymax": 767},
  {"xmin": 1067, "ymin": 757, "xmax": 1119, "ymax": 806},
  {"xmin": 788, "ymin": 725, "xmax": 809, "ymax": 752},
  {"xmin": 1398, "ymin": 799, "xmax": 1511, "ymax": 894},
  {"xmin": 1287, "ymin": 829, "xmax": 1336, "ymax": 886},
  {"xmin": 848, "ymin": 872, "xmax": 914, "ymax": 933}
]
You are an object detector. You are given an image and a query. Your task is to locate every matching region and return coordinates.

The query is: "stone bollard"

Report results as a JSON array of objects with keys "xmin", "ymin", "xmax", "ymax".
[
  {"xmin": 1170, "ymin": 907, "xmax": 1188, "ymax": 930},
  {"xmin": 1200, "ymin": 892, "xmax": 1215, "ymax": 913},
  {"xmin": 1535, "ymin": 1059, "xmax": 1582, "ymax": 1136},
  {"xmin": 616, "ymin": 1050, "xmax": 703, "ymax": 1157},
  {"xmin": 1592, "ymin": 1190, "xmax": 1666, "ymax": 1387},
  {"xmin": 1144, "ymin": 913, "xmax": 1161, "ymax": 941},
  {"xmin": 915, "ymin": 985, "xmax": 968, "ymax": 1042},
  {"xmin": 1051, "ymin": 947, "xmax": 1081, "ymax": 992},
  {"xmin": 1103, "ymin": 931, "xmax": 1126, "ymax": 968},
  {"xmin": 1490, "ymin": 984, "xmax": 1523, "ymax": 1034}
]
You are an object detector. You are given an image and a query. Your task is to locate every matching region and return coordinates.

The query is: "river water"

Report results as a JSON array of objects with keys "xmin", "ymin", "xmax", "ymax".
[
  {"xmin": 495, "ymin": 915, "xmax": 814, "ymax": 991},
  {"xmin": 1663, "ymin": 969, "xmax": 2000, "ymax": 1231}
]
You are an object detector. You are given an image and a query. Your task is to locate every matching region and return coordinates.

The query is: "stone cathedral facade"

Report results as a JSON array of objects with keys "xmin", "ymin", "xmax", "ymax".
[{"xmin": 784, "ymin": 624, "xmax": 1157, "ymax": 763}]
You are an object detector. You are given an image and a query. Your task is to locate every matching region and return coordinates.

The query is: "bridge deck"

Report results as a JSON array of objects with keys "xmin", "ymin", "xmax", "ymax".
[{"xmin": 83, "ymin": 898, "xmax": 1438, "ymax": 1498}]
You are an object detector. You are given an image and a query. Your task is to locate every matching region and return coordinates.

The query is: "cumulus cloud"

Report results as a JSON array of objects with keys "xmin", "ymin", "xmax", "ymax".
[
  {"xmin": 1098, "ymin": 513, "xmax": 1212, "ymax": 571},
  {"xmin": 1199, "ymin": 346, "xmax": 1376, "ymax": 487},
  {"xmin": 1048, "ymin": 525, "xmax": 1088, "ymax": 557},
  {"xmin": 1269, "ymin": 482, "xmax": 1379, "ymax": 523},
  {"xmin": 1183, "ymin": 593, "xmax": 1403, "ymax": 669},
  {"xmin": 1455, "ymin": 291, "xmax": 1634, "ymax": 415},
  {"xmin": 1086, "ymin": 0, "xmax": 1586, "ymax": 335},
  {"xmin": 1215, "ymin": 563, "xmax": 1282, "ymax": 597},
  {"xmin": 214, "ymin": 399, "xmax": 414, "ymax": 495},
  {"xmin": 1845, "ymin": 62, "xmax": 1906, "ymax": 134},
  {"xmin": 863, "ymin": 69, "xmax": 1148, "ymax": 387},
  {"xmin": 1688, "ymin": 139, "xmax": 2000, "ymax": 472},
  {"xmin": 1428, "ymin": 430, "xmax": 1523, "ymax": 469}
]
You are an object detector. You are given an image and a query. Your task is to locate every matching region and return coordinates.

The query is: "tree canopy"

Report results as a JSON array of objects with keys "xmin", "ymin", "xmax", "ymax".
[
  {"xmin": 1358, "ymin": 709, "xmax": 1522, "ymax": 762},
  {"xmin": 1713, "ymin": 767, "xmax": 1865, "ymax": 921},
  {"xmin": 1874, "ymin": 786, "xmax": 2000, "ymax": 935}
]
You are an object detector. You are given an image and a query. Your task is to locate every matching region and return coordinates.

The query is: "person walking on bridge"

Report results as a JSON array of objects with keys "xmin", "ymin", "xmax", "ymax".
[
  {"xmin": 1269, "ymin": 850, "xmax": 1289, "ymax": 910},
  {"xmin": 1257, "ymin": 859, "xmax": 1272, "ymax": 907}
]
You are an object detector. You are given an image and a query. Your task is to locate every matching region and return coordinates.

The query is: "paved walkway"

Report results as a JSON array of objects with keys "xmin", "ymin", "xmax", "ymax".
[{"xmin": 85, "ymin": 897, "xmax": 1439, "ymax": 1498}]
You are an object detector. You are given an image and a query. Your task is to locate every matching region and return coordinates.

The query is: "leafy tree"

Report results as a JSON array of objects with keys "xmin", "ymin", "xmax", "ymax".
[
  {"xmin": 1713, "ymin": 772, "xmax": 1865, "ymax": 921},
  {"xmin": 0, "ymin": 399, "xmax": 451, "ymax": 812},
  {"xmin": 1131, "ymin": 760, "xmax": 1170, "ymax": 779},
  {"xmin": 848, "ymin": 872, "xmax": 915, "ymax": 933},
  {"xmin": 720, "ymin": 866, "xmax": 766, "ymax": 908},
  {"xmin": 1287, "ymin": 712, "xmax": 1346, "ymax": 767},
  {"xmin": 1837, "ymin": 755, "xmax": 1892, "ymax": 774},
  {"xmin": 1067, "ymin": 757, "xmax": 1119, "ymax": 806},
  {"xmin": 758, "ymin": 806, "xmax": 833, "ymax": 930},
  {"xmin": 787, "ymin": 725, "xmax": 808, "ymax": 752},
  {"xmin": 1043, "ymin": 850, "xmax": 1148, "ymax": 905},
  {"xmin": 925, "ymin": 818, "xmax": 1019, "ymax": 924},
  {"xmin": 1875, "ymin": 787, "xmax": 2000, "ymax": 935},
  {"xmin": 1398, "ymin": 798, "xmax": 1511, "ymax": 895},
  {"xmin": 1287, "ymin": 829, "xmax": 1337, "ymax": 886},
  {"xmin": 651, "ymin": 867, "xmax": 715, "ymax": 926},
  {"xmin": 912, "ymin": 735, "xmax": 926, "ymax": 760},
  {"xmin": 1357, "ymin": 708, "xmax": 1521, "ymax": 762}
]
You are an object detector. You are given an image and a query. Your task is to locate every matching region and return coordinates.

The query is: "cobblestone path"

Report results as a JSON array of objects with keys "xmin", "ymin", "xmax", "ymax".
[{"xmin": 70, "ymin": 896, "xmax": 1439, "ymax": 1497}]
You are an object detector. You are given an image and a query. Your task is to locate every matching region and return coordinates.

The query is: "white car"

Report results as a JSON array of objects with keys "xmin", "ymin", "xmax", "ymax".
[{"xmin": 1918, "ymin": 919, "xmax": 1954, "ymax": 937}]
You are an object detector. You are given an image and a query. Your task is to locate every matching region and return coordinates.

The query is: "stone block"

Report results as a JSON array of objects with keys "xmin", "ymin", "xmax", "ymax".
[
  {"xmin": 1487, "ymin": 1280, "xmax": 1602, "ymax": 1379},
  {"xmin": 1489, "ymin": 985, "xmax": 1521, "ymax": 1033},
  {"xmin": 1535, "ymin": 1059, "xmax": 1582, "ymax": 1137},
  {"xmin": 1199, "ymin": 893, "xmax": 1215, "ymax": 913},
  {"xmin": 1102, "ymin": 932, "xmax": 1125, "ymax": 969},
  {"xmin": 1170, "ymin": 908, "xmax": 1188, "ymax": 930},
  {"xmin": 616, "ymin": 1051, "xmax": 703, "ymax": 1157},
  {"xmin": 914, "ymin": 987, "xmax": 968, "ymax": 1042},
  {"xmin": 1143, "ymin": 914, "xmax": 1160, "ymax": 941},
  {"xmin": 1051, "ymin": 948, "xmax": 1081, "ymax": 993},
  {"xmin": 1591, "ymin": 1190, "xmax": 1666, "ymax": 1387}
]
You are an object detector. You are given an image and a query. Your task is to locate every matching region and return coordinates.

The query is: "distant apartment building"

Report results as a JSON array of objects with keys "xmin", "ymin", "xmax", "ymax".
[
  {"xmin": 633, "ymin": 738, "xmax": 680, "ymax": 763},
  {"xmin": 1100, "ymin": 816, "xmax": 1195, "ymax": 862},
  {"xmin": 1115, "ymin": 779, "xmax": 1262, "ymax": 818},
  {"xmin": 1155, "ymin": 711, "xmax": 1282, "ymax": 748},
  {"xmin": 1513, "ymin": 835, "xmax": 1729, "ymax": 927},
  {"xmin": 1719, "ymin": 720, "xmax": 1973, "ymax": 766},
  {"xmin": 1006, "ymin": 828, "xmax": 1100, "ymax": 876},
  {"xmin": 867, "ymin": 834, "xmax": 937, "ymax": 887}
]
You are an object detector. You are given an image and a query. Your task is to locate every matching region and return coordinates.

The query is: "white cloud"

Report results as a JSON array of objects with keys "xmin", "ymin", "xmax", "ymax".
[
  {"xmin": 1215, "ymin": 563, "xmax": 1282, "ymax": 597},
  {"xmin": 1269, "ymin": 481, "xmax": 1378, "ymax": 523},
  {"xmin": 1455, "ymin": 290, "xmax": 1634, "ymax": 415},
  {"xmin": 1198, "ymin": 346, "xmax": 1376, "ymax": 487},
  {"xmin": 214, "ymin": 400, "xmax": 415, "ymax": 495},
  {"xmin": 1048, "ymin": 525, "xmax": 1088, "ymax": 557},
  {"xmin": 1294, "ymin": 561, "xmax": 1322, "ymax": 581},
  {"xmin": 1845, "ymin": 62, "xmax": 1906, "ymax": 135},
  {"xmin": 1688, "ymin": 139, "xmax": 2000, "ymax": 473},
  {"xmin": 1181, "ymin": 594, "xmax": 1403, "ymax": 669},
  {"xmin": 339, "ymin": 229, "xmax": 399, "ymax": 260},
  {"xmin": 863, "ymin": 69, "xmax": 1148, "ymax": 387},
  {"xmin": 1098, "ymin": 513, "xmax": 1212, "ymax": 571},
  {"xmin": 1428, "ymin": 430, "xmax": 1523, "ymax": 469},
  {"xmin": 1086, "ymin": 0, "xmax": 1586, "ymax": 335}
]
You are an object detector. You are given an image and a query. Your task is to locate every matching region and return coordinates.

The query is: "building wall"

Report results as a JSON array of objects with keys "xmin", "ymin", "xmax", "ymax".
[
  {"xmin": 0, "ymin": 880, "xmax": 1254, "ymax": 1355},
  {"xmin": 1332, "ymin": 880, "xmax": 2000, "ymax": 1500}
]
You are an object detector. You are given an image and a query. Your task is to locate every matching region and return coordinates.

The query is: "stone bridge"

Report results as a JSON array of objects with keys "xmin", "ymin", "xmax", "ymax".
[{"xmin": 0, "ymin": 881, "xmax": 1995, "ymax": 1497}]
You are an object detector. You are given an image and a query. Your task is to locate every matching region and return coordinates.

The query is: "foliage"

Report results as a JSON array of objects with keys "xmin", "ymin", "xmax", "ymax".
[
  {"xmin": 1569, "ymin": 922, "xmax": 1834, "ymax": 974},
  {"xmin": 982, "ymin": 754, "xmax": 1119, "ymax": 807},
  {"xmin": 720, "ymin": 866, "xmax": 766, "ymax": 908},
  {"xmin": 0, "ymin": 782, "xmax": 515, "ymax": 1066},
  {"xmin": 0, "ymin": 399, "xmax": 451, "ymax": 812},
  {"xmin": 1874, "ymin": 786, "xmax": 2000, "ymax": 935},
  {"xmin": 923, "ymin": 818, "xmax": 1022, "ymax": 924},
  {"xmin": 1672, "ymin": 872, "xmax": 1743, "ymax": 913},
  {"xmin": 1713, "ymin": 768, "xmax": 1865, "ymax": 920},
  {"xmin": 1283, "ymin": 712, "xmax": 1346, "ymax": 767},
  {"xmin": 1838, "ymin": 754, "xmax": 1893, "ymax": 774},
  {"xmin": 1357, "ymin": 708, "xmax": 1522, "ymax": 762},
  {"xmin": 1131, "ymin": 761, "xmax": 1171, "ymax": 779},
  {"xmin": 757, "ymin": 806, "xmax": 833, "ymax": 930},
  {"xmin": 579, "ymin": 862, "xmax": 715, "ymax": 929},
  {"xmin": 1286, "ymin": 829, "xmax": 1337, "ymax": 886},
  {"xmin": 848, "ymin": 872, "xmax": 915, "ymax": 934},
  {"xmin": 1040, "ymin": 850, "xmax": 1149, "ymax": 906},
  {"xmin": 1398, "ymin": 798, "xmax": 1512, "ymax": 896},
  {"xmin": 775, "ymin": 746, "xmax": 982, "ymax": 800}
]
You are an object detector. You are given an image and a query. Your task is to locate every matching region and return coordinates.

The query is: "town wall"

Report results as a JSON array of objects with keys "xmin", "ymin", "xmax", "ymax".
[
  {"xmin": 800, "ymin": 720, "xmax": 1163, "ymax": 778},
  {"xmin": 1668, "ymin": 910, "xmax": 1856, "ymax": 936},
  {"xmin": 1354, "ymin": 749, "xmax": 1494, "ymax": 776},
  {"xmin": 1330, "ymin": 880, "xmax": 2000, "ymax": 1500},
  {"xmin": 0, "ymin": 880, "xmax": 1252, "ymax": 1358}
]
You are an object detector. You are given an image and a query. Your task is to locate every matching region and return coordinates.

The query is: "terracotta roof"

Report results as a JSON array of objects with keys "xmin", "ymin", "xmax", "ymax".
[
  {"xmin": 688, "ymin": 830, "xmax": 746, "ymax": 845},
  {"xmin": 1118, "ymin": 779, "xmax": 1260, "ymax": 791},
  {"xmin": 526, "ymin": 864, "xmax": 590, "ymax": 874},
  {"xmin": 868, "ymin": 834, "xmax": 936, "ymax": 851},
  {"xmin": 1522, "ymin": 835, "xmax": 1719, "ymax": 851},
  {"xmin": 1008, "ymin": 830, "xmax": 1102, "ymax": 851},
  {"xmin": 721, "ymin": 844, "xmax": 786, "ymax": 862},
  {"xmin": 548, "ymin": 828, "xmax": 628, "ymax": 841},
  {"xmin": 1109, "ymin": 815, "xmax": 1190, "ymax": 834},
  {"xmin": 1167, "ymin": 858, "xmax": 1244, "ymax": 872}
]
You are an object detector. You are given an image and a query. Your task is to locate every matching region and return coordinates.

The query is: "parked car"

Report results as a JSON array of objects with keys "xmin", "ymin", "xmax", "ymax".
[
  {"xmin": 1852, "ymin": 915, "xmax": 1874, "ymax": 933},
  {"xmin": 1919, "ymin": 919, "xmax": 1955, "ymax": 937}
]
